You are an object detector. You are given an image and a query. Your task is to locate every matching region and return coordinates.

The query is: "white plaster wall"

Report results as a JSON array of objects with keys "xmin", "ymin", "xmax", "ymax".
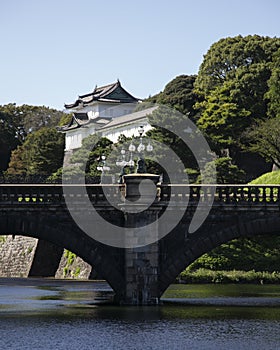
[
  {"xmin": 99, "ymin": 103, "xmax": 137, "ymax": 119},
  {"xmin": 65, "ymin": 126, "xmax": 95, "ymax": 150},
  {"xmin": 101, "ymin": 121, "xmax": 152, "ymax": 143},
  {"xmin": 65, "ymin": 119, "xmax": 152, "ymax": 150},
  {"xmin": 72, "ymin": 102, "xmax": 137, "ymax": 120}
]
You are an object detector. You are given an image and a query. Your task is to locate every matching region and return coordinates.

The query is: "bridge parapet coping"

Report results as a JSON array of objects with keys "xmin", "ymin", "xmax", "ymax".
[
  {"xmin": 0, "ymin": 184, "xmax": 280, "ymax": 207},
  {"xmin": 160, "ymin": 184, "xmax": 280, "ymax": 205}
]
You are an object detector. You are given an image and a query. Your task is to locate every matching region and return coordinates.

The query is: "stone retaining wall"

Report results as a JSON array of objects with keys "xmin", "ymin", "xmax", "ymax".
[
  {"xmin": 0, "ymin": 235, "xmax": 92, "ymax": 279},
  {"xmin": 55, "ymin": 250, "xmax": 92, "ymax": 279},
  {"xmin": 0, "ymin": 235, "xmax": 38, "ymax": 277}
]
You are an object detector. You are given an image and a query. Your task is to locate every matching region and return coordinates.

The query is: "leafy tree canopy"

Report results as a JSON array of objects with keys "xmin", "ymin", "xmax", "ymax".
[
  {"xmin": 197, "ymin": 81, "xmax": 251, "ymax": 150},
  {"xmin": 147, "ymin": 105, "xmax": 200, "ymax": 181},
  {"xmin": 51, "ymin": 135, "xmax": 113, "ymax": 183},
  {"xmin": 194, "ymin": 35, "xmax": 280, "ymax": 172},
  {"xmin": 141, "ymin": 76, "xmax": 201, "ymax": 181},
  {"xmin": 244, "ymin": 117, "xmax": 280, "ymax": 168},
  {"xmin": 6, "ymin": 127, "xmax": 65, "ymax": 177},
  {"xmin": 0, "ymin": 104, "xmax": 24, "ymax": 171},
  {"xmin": 152, "ymin": 75, "xmax": 199, "ymax": 118},
  {"xmin": 202, "ymin": 157, "xmax": 245, "ymax": 184},
  {"xmin": 195, "ymin": 35, "xmax": 280, "ymax": 96},
  {"xmin": 0, "ymin": 103, "xmax": 67, "ymax": 135},
  {"xmin": 266, "ymin": 48, "xmax": 280, "ymax": 118},
  {"xmin": 70, "ymin": 134, "xmax": 113, "ymax": 176},
  {"xmin": 0, "ymin": 103, "xmax": 68, "ymax": 171},
  {"xmin": 17, "ymin": 104, "xmax": 67, "ymax": 133}
]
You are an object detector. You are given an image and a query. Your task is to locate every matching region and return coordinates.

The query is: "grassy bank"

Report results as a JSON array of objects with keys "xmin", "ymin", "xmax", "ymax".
[{"xmin": 178, "ymin": 268, "xmax": 280, "ymax": 284}]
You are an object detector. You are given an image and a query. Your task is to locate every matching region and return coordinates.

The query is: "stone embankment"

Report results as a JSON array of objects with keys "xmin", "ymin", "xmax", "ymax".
[
  {"xmin": 0, "ymin": 235, "xmax": 92, "ymax": 279},
  {"xmin": 0, "ymin": 236, "xmax": 37, "ymax": 277}
]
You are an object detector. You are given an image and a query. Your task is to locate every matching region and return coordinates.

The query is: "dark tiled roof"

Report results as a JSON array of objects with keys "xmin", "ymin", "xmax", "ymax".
[
  {"xmin": 57, "ymin": 112, "xmax": 111, "ymax": 132},
  {"xmin": 99, "ymin": 106, "xmax": 157, "ymax": 130},
  {"xmin": 64, "ymin": 80, "xmax": 140, "ymax": 109},
  {"xmin": 57, "ymin": 107, "xmax": 156, "ymax": 133}
]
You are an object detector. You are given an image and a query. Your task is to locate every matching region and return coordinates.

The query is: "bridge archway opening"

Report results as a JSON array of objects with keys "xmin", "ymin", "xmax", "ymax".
[
  {"xmin": 184, "ymin": 233, "xmax": 280, "ymax": 274},
  {"xmin": 159, "ymin": 216, "xmax": 280, "ymax": 296},
  {"xmin": 0, "ymin": 215, "xmax": 104, "ymax": 280},
  {"xmin": 0, "ymin": 233, "xmax": 95, "ymax": 279}
]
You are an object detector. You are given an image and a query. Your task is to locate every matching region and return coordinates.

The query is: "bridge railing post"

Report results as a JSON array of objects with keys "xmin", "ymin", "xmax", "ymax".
[
  {"xmin": 240, "ymin": 186, "xmax": 245, "ymax": 202},
  {"xmin": 270, "ymin": 187, "xmax": 274, "ymax": 202}
]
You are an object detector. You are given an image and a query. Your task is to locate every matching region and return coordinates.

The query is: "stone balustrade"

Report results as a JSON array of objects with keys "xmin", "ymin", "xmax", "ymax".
[
  {"xmin": 0, "ymin": 184, "xmax": 280, "ymax": 206},
  {"xmin": 160, "ymin": 184, "xmax": 280, "ymax": 204}
]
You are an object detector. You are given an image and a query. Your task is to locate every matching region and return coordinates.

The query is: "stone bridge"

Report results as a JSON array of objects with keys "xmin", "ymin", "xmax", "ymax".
[{"xmin": 0, "ymin": 181, "xmax": 280, "ymax": 305}]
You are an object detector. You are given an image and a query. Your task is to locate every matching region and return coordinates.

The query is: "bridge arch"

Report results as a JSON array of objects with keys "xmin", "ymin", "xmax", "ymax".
[
  {"xmin": 0, "ymin": 211, "xmax": 125, "ymax": 293},
  {"xmin": 159, "ymin": 215, "xmax": 280, "ymax": 295}
]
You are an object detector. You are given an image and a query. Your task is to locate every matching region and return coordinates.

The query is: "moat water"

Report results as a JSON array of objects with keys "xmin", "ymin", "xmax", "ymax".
[{"xmin": 0, "ymin": 278, "xmax": 279, "ymax": 350}]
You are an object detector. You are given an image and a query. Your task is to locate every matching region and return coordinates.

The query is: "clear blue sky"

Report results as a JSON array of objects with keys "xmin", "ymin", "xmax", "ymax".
[{"xmin": 1, "ymin": 0, "xmax": 280, "ymax": 110}]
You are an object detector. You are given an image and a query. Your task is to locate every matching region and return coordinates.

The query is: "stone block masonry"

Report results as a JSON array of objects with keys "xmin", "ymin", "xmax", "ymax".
[
  {"xmin": 55, "ymin": 249, "xmax": 93, "ymax": 279},
  {"xmin": 0, "ymin": 235, "xmax": 93, "ymax": 279},
  {"xmin": 0, "ymin": 235, "xmax": 37, "ymax": 277}
]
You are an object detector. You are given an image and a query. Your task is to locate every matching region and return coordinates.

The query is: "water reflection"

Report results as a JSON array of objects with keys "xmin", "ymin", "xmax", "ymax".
[{"xmin": 0, "ymin": 278, "xmax": 279, "ymax": 350}]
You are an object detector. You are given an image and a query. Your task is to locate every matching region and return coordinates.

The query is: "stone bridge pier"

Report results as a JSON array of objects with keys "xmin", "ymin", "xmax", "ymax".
[
  {"xmin": 121, "ymin": 210, "xmax": 161, "ymax": 305},
  {"xmin": 120, "ymin": 174, "xmax": 161, "ymax": 305}
]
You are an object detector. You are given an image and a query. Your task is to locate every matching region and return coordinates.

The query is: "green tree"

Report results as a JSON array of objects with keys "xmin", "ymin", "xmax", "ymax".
[
  {"xmin": 266, "ymin": 48, "xmax": 280, "ymax": 118},
  {"xmin": 154, "ymin": 75, "xmax": 199, "ymax": 118},
  {"xmin": 0, "ymin": 104, "xmax": 24, "ymax": 171},
  {"xmin": 195, "ymin": 36, "xmax": 280, "ymax": 148},
  {"xmin": 5, "ymin": 147, "xmax": 26, "ymax": 175},
  {"xmin": 203, "ymin": 157, "xmax": 245, "ymax": 184},
  {"xmin": 51, "ymin": 134, "xmax": 113, "ymax": 183},
  {"xmin": 147, "ymin": 106, "xmax": 199, "ymax": 182},
  {"xmin": 142, "ymin": 76, "xmax": 201, "ymax": 181},
  {"xmin": 195, "ymin": 35, "xmax": 280, "ymax": 96},
  {"xmin": 18, "ymin": 104, "xmax": 67, "ymax": 133},
  {"xmin": 194, "ymin": 35, "xmax": 280, "ymax": 177},
  {"xmin": 70, "ymin": 135, "xmax": 113, "ymax": 176},
  {"xmin": 0, "ymin": 103, "xmax": 68, "ymax": 172},
  {"xmin": 245, "ymin": 117, "xmax": 280, "ymax": 168},
  {"xmin": 197, "ymin": 81, "xmax": 251, "ymax": 151},
  {"xmin": 6, "ymin": 127, "xmax": 65, "ymax": 177},
  {"xmin": 58, "ymin": 113, "xmax": 73, "ymax": 127}
]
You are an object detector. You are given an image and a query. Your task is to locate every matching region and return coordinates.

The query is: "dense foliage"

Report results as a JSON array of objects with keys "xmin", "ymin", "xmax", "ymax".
[
  {"xmin": 0, "ymin": 103, "xmax": 68, "ymax": 172},
  {"xmin": 6, "ymin": 127, "xmax": 65, "ymax": 177},
  {"xmin": 195, "ymin": 35, "xmax": 280, "ymax": 97},
  {"xmin": 202, "ymin": 157, "xmax": 245, "ymax": 184},
  {"xmin": 194, "ymin": 35, "xmax": 280, "ymax": 176},
  {"xmin": 179, "ymin": 268, "xmax": 280, "ymax": 284},
  {"xmin": 148, "ymin": 75, "xmax": 199, "ymax": 118},
  {"xmin": 245, "ymin": 117, "xmax": 280, "ymax": 168},
  {"xmin": 49, "ymin": 134, "xmax": 113, "ymax": 183},
  {"xmin": 265, "ymin": 47, "xmax": 280, "ymax": 118},
  {"xmin": 188, "ymin": 236, "xmax": 280, "ymax": 273},
  {"xmin": 144, "ymin": 35, "xmax": 280, "ymax": 181}
]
